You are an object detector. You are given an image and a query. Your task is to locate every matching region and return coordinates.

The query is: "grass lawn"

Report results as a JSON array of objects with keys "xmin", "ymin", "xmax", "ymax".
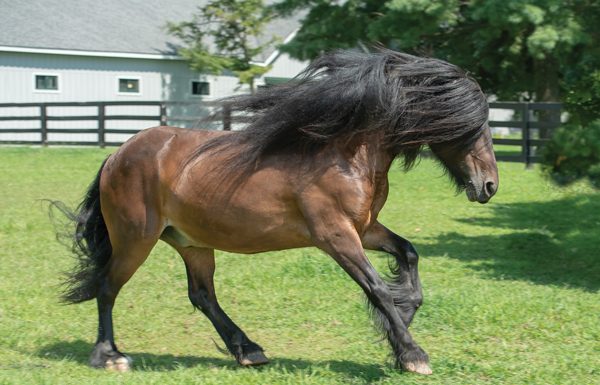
[{"xmin": 0, "ymin": 146, "xmax": 598, "ymax": 385}]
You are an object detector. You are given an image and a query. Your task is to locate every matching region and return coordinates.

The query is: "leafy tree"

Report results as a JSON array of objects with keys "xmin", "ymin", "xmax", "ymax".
[
  {"xmin": 167, "ymin": 0, "xmax": 274, "ymax": 93},
  {"xmin": 542, "ymin": 120, "xmax": 600, "ymax": 188},
  {"xmin": 275, "ymin": 0, "xmax": 597, "ymax": 105},
  {"xmin": 273, "ymin": 0, "xmax": 600, "ymax": 185}
]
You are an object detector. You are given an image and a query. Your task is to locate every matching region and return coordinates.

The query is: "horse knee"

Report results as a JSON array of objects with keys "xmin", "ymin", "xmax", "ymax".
[
  {"xmin": 369, "ymin": 280, "xmax": 395, "ymax": 306},
  {"xmin": 188, "ymin": 287, "xmax": 212, "ymax": 311},
  {"xmin": 396, "ymin": 238, "xmax": 419, "ymax": 264}
]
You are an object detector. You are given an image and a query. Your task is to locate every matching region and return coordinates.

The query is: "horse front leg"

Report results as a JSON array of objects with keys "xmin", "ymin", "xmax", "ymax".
[
  {"xmin": 173, "ymin": 246, "xmax": 268, "ymax": 366},
  {"xmin": 362, "ymin": 221, "xmax": 424, "ymax": 328},
  {"xmin": 309, "ymin": 218, "xmax": 431, "ymax": 375}
]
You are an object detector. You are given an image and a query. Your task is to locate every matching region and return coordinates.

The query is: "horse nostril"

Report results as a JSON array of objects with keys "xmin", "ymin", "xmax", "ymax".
[{"xmin": 485, "ymin": 181, "xmax": 496, "ymax": 197}]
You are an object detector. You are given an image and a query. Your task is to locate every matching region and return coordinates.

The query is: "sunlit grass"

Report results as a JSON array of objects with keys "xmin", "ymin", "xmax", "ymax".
[{"xmin": 0, "ymin": 147, "xmax": 598, "ymax": 385}]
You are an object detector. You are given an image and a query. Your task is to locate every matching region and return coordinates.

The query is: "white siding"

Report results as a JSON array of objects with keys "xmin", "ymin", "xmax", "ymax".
[
  {"xmin": 261, "ymin": 52, "xmax": 308, "ymax": 80},
  {"xmin": 0, "ymin": 50, "xmax": 307, "ymax": 142},
  {"xmin": 0, "ymin": 52, "xmax": 252, "ymax": 141},
  {"xmin": 0, "ymin": 52, "xmax": 249, "ymax": 103}
]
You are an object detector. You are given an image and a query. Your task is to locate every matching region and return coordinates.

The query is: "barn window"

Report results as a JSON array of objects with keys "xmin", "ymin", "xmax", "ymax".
[
  {"xmin": 118, "ymin": 78, "xmax": 140, "ymax": 94},
  {"xmin": 191, "ymin": 81, "xmax": 210, "ymax": 96},
  {"xmin": 34, "ymin": 74, "xmax": 59, "ymax": 91}
]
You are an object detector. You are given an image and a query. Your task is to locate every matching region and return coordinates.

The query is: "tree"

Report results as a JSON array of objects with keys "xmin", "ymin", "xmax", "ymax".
[
  {"xmin": 276, "ymin": 1, "xmax": 597, "ymax": 104},
  {"xmin": 541, "ymin": 120, "xmax": 600, "ymax": 188},
  {"xmin": 167, "ymin": 0, "xmax": 274, "ymax": 93},
  {"xmin": 273, "ymin": 0, "xmax": 600, "ymax": 185}
]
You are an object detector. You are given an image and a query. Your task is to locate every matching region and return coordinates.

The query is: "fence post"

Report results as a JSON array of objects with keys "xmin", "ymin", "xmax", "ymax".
[
  {"xmin": 160, "ymin": 102, "xmax": 167, "ymax": 126},
  {"xmin": 98, "ymin": 103, "xmax": 106, "ymax": 148},
  {"xmin": 40, "ymin": 104, "xmax": 48, "ymax": 146},
  {"xmin": 222, "ymin": 103, "xmax": 231, "ymax": 131},
  {"xmin": 522, "ymin": 103, "xmax": 532, "ymax": 168}
]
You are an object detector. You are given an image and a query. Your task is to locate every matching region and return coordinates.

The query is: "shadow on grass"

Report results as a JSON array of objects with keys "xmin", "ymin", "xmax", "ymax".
[
  {"xmin": 425, "ymin": 194, "xmax": 599, "ymax": 291},
  {"xmin": 37, "ymin": 340, "xmax": 387, "ymax": 382}
]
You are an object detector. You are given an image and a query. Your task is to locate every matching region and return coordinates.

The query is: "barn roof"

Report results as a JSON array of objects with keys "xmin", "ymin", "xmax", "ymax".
[{"xmin": 0, "ymin": 0, "xmax": 299, "ymax": 63}]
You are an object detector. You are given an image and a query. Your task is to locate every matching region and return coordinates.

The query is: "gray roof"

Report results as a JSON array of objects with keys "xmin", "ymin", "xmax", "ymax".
[{"xmin": 0, "ymin": 0, "xmax": 298, "ymax": 62}]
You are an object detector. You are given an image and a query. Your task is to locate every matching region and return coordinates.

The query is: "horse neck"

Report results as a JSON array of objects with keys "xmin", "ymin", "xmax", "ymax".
[{"xmin": 337, "ymin": 132, "xmax": 395, "ymax": 177}]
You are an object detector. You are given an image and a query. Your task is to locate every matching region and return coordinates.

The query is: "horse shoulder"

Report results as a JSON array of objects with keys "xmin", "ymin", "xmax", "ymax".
[{"xmin": 297, "ymin": 162, "xmax": 380, "ymax": 238}]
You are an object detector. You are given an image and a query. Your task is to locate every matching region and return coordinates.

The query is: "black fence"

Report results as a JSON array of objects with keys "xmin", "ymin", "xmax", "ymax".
[
  {"xmin": 0, "ymin": 100, "xmax": 247, "ymax": 147},
  {"xmin": 0, "ymin": 100, "xmax": 561, "ymax": 165},
  {"xmin": 489, "ymin": 102, "xmax": 562, "ymax": 166}
]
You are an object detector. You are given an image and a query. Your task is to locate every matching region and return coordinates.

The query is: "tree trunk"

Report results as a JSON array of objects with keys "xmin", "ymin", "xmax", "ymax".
[{"xmin": 534, "ymin": 58, "xmax": 561, "ymax": 139}]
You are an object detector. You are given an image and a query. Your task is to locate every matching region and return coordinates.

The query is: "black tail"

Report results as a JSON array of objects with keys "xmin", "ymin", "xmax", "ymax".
[{"xmin": 50, "ymin": 158, "xmax": 112, "ymax": 303}]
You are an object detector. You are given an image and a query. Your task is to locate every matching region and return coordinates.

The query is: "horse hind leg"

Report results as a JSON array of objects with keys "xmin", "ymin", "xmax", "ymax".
[
  {"xmin": 89, "ymin": 235, "xmax": 158, "ymax": 371},
  {"xmin": 89, "ymin": 193, "xmax": 162, "ymax": 371},
  {"xmin": 174, "ymin": 245, "xmax": 268, "ymax": 366}
]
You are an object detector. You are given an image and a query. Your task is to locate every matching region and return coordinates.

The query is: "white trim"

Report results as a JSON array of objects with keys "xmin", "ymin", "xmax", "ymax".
[
  {"xmin": 33, "ymin": 72, "xmax": 61, "ymax": 93},
  {"xmin": 0, "ymin": 28, "xmax": 299, "ymax": 65},
  {"xmin": 116, "ymin": 76, "xmax": 142, "ymax": 96},
  {"xmin": 259, "ymin": 29, "xmax": 300, "ymax": 66},
  {"xmin": 0, "ymin": 45, "xmax": 183, "ymax": 61}
]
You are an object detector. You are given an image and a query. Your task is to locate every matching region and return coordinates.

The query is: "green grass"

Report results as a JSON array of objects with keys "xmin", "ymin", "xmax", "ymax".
[
  {"xmin": 0, "ymin": 147, "xmax": 598, "ymax": 385},
  {"xmin": 492, "ymin": 144, "xmax": 522, "ymax": 158}
]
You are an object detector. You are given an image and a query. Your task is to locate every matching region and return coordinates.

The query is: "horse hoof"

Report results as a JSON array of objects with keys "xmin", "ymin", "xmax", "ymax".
[
  {"xmin": 105, "ymin": 356, "xmax": 132, "ymax": 372},
  {"xmin": 239, "ymin": 350, "xmax": 269, "ymax": 366},
  {"xmin": 403, "ymin": 361, "xmax": 432, "ymax": 375}
]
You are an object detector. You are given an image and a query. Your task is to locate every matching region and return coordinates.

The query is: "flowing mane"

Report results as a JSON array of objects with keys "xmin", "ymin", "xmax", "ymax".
[{"xmin": 188, "ymin": 48, "xmax": 488, "ymax": 172}]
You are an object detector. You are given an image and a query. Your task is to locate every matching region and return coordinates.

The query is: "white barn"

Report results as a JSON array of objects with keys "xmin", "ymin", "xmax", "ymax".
[
  {"xmin": 0, "ymin": 0, "xmax": 307, "ymax": 102},
  {"xmin": 0, "ymin": 0, "xmax": 308, "ymax": 142}
]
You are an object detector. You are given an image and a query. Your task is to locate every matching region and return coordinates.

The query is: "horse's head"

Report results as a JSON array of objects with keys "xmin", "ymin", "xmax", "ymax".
[{"xmin": 429, "ymin": 124, "xmax": 498, "ymax": 203}]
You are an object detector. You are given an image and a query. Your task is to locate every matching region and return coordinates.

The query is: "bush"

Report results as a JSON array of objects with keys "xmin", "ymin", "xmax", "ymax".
[{"xmin": 541, "ymin": 119, "xmax": 600, "ymax": 188}]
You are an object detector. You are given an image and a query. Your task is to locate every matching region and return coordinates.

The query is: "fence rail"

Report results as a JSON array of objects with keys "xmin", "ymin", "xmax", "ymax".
[
  {"xmin": 487, "ymin": 102, "xmax": 561, "ymax": 166},
  {"xmin": 0, "ymin": 100, "xmax": 248, "ymax": 147},
  {"xmin": 0, "ymin": 100, "xmax": 561, "ymax": 165}
]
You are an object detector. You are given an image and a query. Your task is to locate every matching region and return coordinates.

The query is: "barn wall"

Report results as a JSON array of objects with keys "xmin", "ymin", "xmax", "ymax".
[
  {"xmin": 0, "ymin": 51, "xmax": 248, "ymax": 103},
  {"xmin": 260, "ymin": 52, "xmax": 308, "ymax": 80},
  {"xmin": 0, "ymin": 50, "xmax": 309, "ymax": 142},
  {"xmin": 0, "ymin": 51, "xmax": 251, "ymax": 140}
]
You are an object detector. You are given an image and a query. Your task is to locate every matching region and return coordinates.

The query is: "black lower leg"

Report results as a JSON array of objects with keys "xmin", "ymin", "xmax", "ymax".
[
  {"xmin": 189, "ymin": 287, "xmax": 267, "ymax": 365},
  {"xmin": 363, "ymin": 223, "xmax": 424, "ymax": 327},
  {"xmin": 365, "ymin": 276, "xmax": 429, "ymax": 369},
  {"xmin": 325, "ymin": 235, "xmax": 430, "ymax": 373},
  {"xmin": 89, "ymin": 280, "xmax": 130, "ymax": 370}
]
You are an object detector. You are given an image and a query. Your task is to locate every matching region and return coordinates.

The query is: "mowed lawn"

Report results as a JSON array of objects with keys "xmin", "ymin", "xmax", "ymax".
[{"xmin": 0, "ymin": 147, "xmax": 598, "ymax": 385}]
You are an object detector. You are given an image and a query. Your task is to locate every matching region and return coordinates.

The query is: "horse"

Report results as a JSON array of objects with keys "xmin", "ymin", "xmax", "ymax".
[{"xmin": 52, "ymin": 49, "xmax": 498, "ymax": 375}]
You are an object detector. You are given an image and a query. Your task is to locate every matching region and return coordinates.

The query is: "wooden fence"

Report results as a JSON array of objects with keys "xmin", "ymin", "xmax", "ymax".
[
  {"xmin": 0, "ymin": 100, "xmax": 244, "ymax": 147},
  {"xmin": 0, "ymin": 100, "xmax": 561, "ymax": 165},
  {"xmin": 489, "ymin": 102, "xmax": 562, "ymax": 166}
]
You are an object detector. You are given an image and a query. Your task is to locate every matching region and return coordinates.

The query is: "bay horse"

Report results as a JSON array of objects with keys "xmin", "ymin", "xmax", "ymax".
[{"xmin": 53, "ymin": 49, "xmax": 498, "ymax": 375}]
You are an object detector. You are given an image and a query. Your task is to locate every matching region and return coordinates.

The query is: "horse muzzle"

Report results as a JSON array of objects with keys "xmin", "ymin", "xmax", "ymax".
[{"xmin": 465, "ymin": 176, "xmax": 498, "ymax": 204}]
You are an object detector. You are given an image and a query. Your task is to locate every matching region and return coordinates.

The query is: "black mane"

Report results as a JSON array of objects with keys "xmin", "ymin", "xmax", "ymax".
[{"xmin": 189, "ymin": 48, "xmax": 488, "ymax": 171}]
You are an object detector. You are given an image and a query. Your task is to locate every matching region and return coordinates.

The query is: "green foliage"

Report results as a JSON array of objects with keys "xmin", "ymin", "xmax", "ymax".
[
  {"xmin": 167, "ymin": 0, "xmax": 273, "ymax": 92},
  {"xmin": 273, "ymin": 0, "xmax": 600, "ymax": 185},
  {"xmin": 1, "ymin": 147, "xmax": 599, "ymax": 384},
  {"xmin": 562, "ymin": 1, "xmax": 600, "ymax": 124},
  {"xmin": 275, "ymin": 0, "xmax": 594, "ymax": 102},
  {"xmin": 542, "ymin": 120, "xmax": 600, "ymax": 188}
]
